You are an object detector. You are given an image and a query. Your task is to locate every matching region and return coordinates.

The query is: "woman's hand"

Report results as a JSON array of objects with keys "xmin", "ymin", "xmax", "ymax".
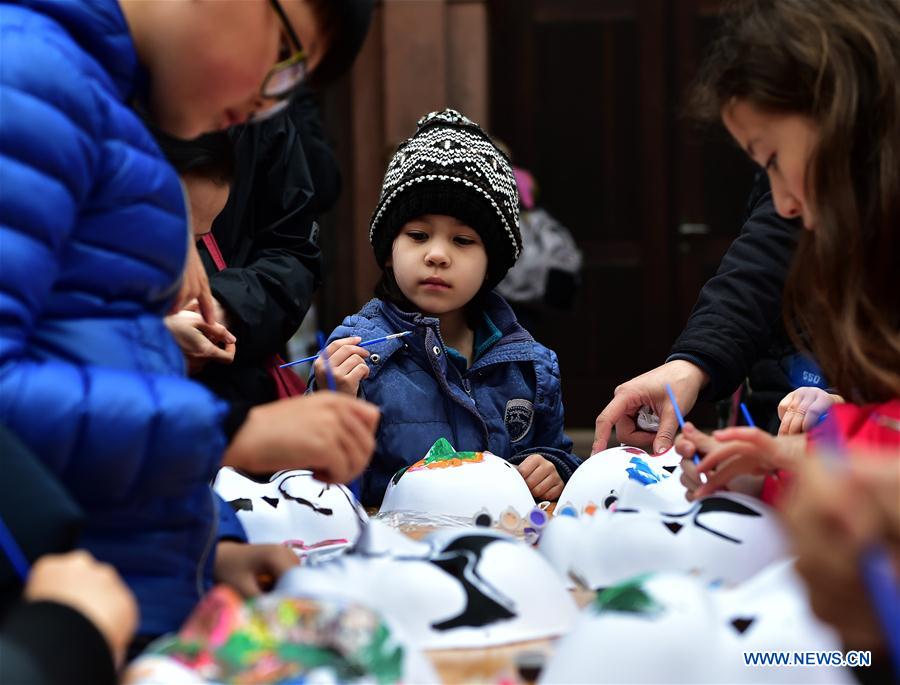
[
  {"xmin": 778, "ymin": 387, "xmax": 843, "ymax": 435},
  {"xmin": 214, "ymin": 542, "xmax": 299, "ymax": 597},
  {"xmin": 164, "ymin": 310, "xmax": 236, "ymax": 373},
  {"xmin": 313, "ymin": 336, "xmax": 370, "ymax": 395}
]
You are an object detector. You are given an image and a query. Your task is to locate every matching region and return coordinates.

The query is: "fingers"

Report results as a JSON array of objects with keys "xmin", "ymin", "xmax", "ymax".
[
  {"xmin": 532, "ymin": 472, "xmax": 563, "ymax": 500},
  {"xmin": 516, "ymin": 454, "xmax": 542, "ymax": 480},
  {"xmin": 592, "ymin": 394, "xmax": 631, "ymax": 455},
  {"xmin": 674, "ymin": 435, "xmax": 697, "ymax": 462},
  {"xmin": 260, "ymin": 545, "xmax": 300, "ymax": 578},
  {"xmin": 696, "ymin": 439, "xmax": 761, "ymax": 475},
  {"xmin": 680, "ymin": 459, "xmax": 702, "ymax": 498},
  {"xmin": 613, "ymin": 414, "xmax": 655, "ymax": 450},
  {"xmin": 777, "ymin": 391, "xmax": 795, "ymax": 421},
  {"xmin": 195, "ymin": 319, "xmax": 237, "ymax": 346},
  {"xmin": 652, "ymin": 402, "xmax": 679, "ymax": 454},
  {"xmin": 196, "ymin": 286, "xmax": 218, "ymax": 327},
  {"xmin": 693, "ymin": 456, "xmax": 748, "ymax": 498}
]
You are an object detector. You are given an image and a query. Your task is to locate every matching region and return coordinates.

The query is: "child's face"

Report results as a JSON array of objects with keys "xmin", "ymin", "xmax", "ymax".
[
  {"xmin": 124, "ymin": 0, "xmax": 324, "ymax": 139},
  {"xmin": 722, "ymin": 99, "xmax": 819, "ymax": 230},
  {"xmin": 183, "ymin": 174, "xmax": 230, "ymax": 237},
  {"xmin": 387, "ymin": 214, "xmax": 488, "ymax": 318}
]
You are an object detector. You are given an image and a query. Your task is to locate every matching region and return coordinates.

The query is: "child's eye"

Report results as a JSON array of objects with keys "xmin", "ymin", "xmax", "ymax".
[
  {"xmin": 406, "ymin": 230, "xmax": 428, "ymax": 242},
  {"xmin": 454, "ymin": 236, "xmax": 476, "ymax": 246}
]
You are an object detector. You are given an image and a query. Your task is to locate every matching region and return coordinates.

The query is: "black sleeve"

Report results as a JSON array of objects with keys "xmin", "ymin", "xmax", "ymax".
[
  {"xmin": 205, "ymin": 91, "xmax": 338, "ymax": 361},
  {"xmin": 0, "ymin": 601, "xmax": 117, "ymax": 685},
  {"xmin": 667, "ymin": 175, "xmax": 802, "ymax": 400}
]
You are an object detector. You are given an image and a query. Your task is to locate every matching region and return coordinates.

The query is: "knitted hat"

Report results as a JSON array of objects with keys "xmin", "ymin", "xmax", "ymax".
[{"xmin": 369, "ymin": 109, "xmax": 521, "ymax": 289}]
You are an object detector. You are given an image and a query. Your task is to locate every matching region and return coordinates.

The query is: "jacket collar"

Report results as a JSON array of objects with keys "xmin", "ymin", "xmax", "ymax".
[
  {"xmin": 360, "ymin": 292, "xmax": 535, "ymax": 377},
  {"xmin": 24, "ymin": 0, "xmax": 141, "ymax": 103}
]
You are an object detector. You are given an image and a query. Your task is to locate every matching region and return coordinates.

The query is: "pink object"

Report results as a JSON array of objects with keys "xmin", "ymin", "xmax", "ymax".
[
  {"xmin": 200, "ymin": 233, "xmax": 306, "ymax": 398},
  {"xmin": 513, "ymin": 167, "xmax": 536, "ymax": 210}
]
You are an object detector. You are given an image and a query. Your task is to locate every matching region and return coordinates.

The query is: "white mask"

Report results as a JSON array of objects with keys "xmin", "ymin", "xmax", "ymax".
[
  {"xmin": 540, "ymin": 564, "xmax": 854, "ymax": 684},
  {"xmin": 276, "ymin": 520, "xmax": 578, "ymax": 649},
  {"xmin": 213, "ymin": 468, "xmax": 367, "ymax": 557},
  {"xmin": 558, "ymin": 445, "xmax": 679, "ymax": 515},
  {"xmin": 379, "ymin": 438, "xmax": 535, "ymax": 521},
  {"xmin": 540, "ymin": 490, "xmax": 789, "ymax": 589}
]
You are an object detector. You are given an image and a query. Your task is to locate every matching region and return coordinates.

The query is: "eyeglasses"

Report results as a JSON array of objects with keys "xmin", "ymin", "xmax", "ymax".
[{"xmin": 250, "ymin": 0, "xmax": 309, "ymax": 122}]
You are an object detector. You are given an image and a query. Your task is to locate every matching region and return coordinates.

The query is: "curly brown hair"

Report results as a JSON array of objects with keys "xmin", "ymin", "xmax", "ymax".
[{"xmin": 690, "ymin": 0, "xmax": 900, "ymax": 402}]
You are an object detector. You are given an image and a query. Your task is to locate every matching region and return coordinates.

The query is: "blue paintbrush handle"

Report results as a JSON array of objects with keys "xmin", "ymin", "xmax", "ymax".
[{"xmin": 279, "ymin": 331, "xmax": 411, "ymax": 369}]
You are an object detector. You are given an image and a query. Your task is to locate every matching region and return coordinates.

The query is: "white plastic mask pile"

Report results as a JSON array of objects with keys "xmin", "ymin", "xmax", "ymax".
[
  {"xmin": 540, "ymin": 562, "xmax": 854, "ymax": 684},
  {"xmin": 277, "ymin": 520, "xmax": 578, "ymax": 649},
  {"xmin": 540, "ymin": 452, "xmax": 789, "ymax": 588},
  {"xmin": 213, "ymin": 468, "xmax": 367, "ymax": 558}
]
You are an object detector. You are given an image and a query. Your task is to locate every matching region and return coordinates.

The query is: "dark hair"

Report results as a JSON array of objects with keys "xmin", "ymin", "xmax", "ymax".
[
  {"xmin": 305, "ymin": 0, "xmax": 374, "ymax": 88},
  {"xmin": 155, "ymin": 131, "xmax": 235, "ymax": 185},
  {"xmin": 691, "ymin": 0, "xmax": 900, "ymax": 401},
  {"xmin": 375, "ymin": 269, "xmax": 489, "ymax": 331}
]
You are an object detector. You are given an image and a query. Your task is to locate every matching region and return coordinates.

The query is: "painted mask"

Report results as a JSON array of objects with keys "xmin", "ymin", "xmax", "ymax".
[
  {"xmin": 213, "ymin": 468, "xmax": 367, "ymax": 557},
  {"xmin": 123, "ymin": 585, "xmax": 438, "ymax": 684},
  {"xmin": 276, "ymin": 520, "xmax": 578, "ymax": 649},
  {"xmin": 540, "ymin": 564, "xmax": 854, "ymax": 684},
  {"xmin": 379, "ymin": 438, "xmax": 535, "ymax": 520},
  {"xmin": 539, "ymin": 489, "xmax": 789, "ymax": 589},
  {"xmin": 558, "ymin": 445, "xmax": 681, "ymax": 514}
]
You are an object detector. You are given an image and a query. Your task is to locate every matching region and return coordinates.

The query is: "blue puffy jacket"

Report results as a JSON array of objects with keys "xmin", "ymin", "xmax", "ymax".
[
  {"xmin": 317, "ymin": 293, "xmax": 581, "ymax": 506},
  {"xmin": 0, "ymin": 0, "xmax": 239, "ymax": 636}
]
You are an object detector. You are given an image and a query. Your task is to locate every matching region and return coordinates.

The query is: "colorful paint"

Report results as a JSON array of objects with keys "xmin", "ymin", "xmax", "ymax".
[
  {"xmin": 407, "ymin": 437, "xmax": 484, "ymax": 472},
  {"xmin": 147, "ymin": 586, "xmax": 405, "ymax": 684}
]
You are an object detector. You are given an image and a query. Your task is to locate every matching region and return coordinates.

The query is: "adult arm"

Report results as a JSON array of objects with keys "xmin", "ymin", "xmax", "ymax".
[
  {"xmin": 593, "ymin": 176, "xmax": 800, "ymax": 454},
  {"xmin": 0, "ymin": 28, "xmax": 228, "ymax": 502}
]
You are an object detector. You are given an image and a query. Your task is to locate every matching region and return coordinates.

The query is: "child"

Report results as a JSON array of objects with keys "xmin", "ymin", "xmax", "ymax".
[
  {"xmin": 159, "ymin": 132, "xmax": 239, "ymax": 375},
  {"xmin": 312, "ymin": 109, "xmax": 581, "ymax": 507},
  {"xmin": 0, "ymin": 0, "xmax": 377, "ymax": 641},
  {"xmin": 671, "ymin": 0, "xmax": 899, "ymax": 503}
]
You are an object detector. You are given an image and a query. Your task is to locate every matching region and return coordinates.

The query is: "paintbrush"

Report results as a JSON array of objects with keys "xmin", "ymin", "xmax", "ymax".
[{"xmin": 279, "ymin": 331, "xmax": 412, "ymax": 368}]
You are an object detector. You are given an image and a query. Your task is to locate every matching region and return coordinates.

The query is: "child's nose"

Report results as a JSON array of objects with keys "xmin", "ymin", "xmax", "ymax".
[{"xmin": 424, "ymin": 242, "xmax": 451, "ymax": 266}]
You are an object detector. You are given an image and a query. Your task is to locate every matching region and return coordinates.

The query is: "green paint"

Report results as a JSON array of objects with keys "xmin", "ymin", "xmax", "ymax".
[{"xmin": 593, "ymin": 575, "xmax": 665, "ymax": 617}]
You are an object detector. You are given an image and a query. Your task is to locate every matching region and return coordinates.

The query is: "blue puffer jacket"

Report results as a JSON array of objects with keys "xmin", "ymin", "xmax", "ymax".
[
  {"xmin": 318, "ymin": 293, "xmax": 581, "ymax": 506},
  {"xmin": 0, "ymin": 0, "xmax": 238, "ymax": 636}
]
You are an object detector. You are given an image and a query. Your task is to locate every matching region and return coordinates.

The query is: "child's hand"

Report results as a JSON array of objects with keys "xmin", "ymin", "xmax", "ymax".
[
  {"xmin": 516, "ymin": 454, "xmax": 564, "ymax": 501},
  {"xmin": 778, "ymin": 387, "xmax": 843, "ymax": 435},
  {"xmin": 214, "ymin": 542, "xmax": 299, "ymax": 598},
  {"xmin": 678, "ymin": 422, "xmax": 806, "ymax": 499},
  {"xmin": 164, "ymin": 310, "xmax": 236, "ymax": 373},
  {"xmin": 313, "ymin": 336, "xmax": 370, "ymax": 395}
]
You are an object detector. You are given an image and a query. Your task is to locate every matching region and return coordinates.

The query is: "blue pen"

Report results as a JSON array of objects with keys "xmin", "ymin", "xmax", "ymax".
[
  {"xmin": 0, "ymin": 513, "xmax": 30, "ymax": 582},
  {"xmin": 664, "ymin": 383, "xmax": 707, "ymax": 484},
  {"xmin": 279, "ymin": 331, "xmax": 412, "ymax": 368},
  {"xmin": 739, "ymin": 402, "xmax": 756, "ymax": 428}
]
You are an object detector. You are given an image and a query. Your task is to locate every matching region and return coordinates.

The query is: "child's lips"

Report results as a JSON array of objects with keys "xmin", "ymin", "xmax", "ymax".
[{"xmin": 420, "ymin": 277, "xmax": 451, "ymax": 289}]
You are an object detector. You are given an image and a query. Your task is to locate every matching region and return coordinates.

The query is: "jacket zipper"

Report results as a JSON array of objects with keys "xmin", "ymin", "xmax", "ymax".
[
  {"xmin": 196, "ymin": 490, "xmax": 219, "ymax": 598},
  {"xmin": 428, "ymin": 327, "xmax": 490, "ymax": 446}
]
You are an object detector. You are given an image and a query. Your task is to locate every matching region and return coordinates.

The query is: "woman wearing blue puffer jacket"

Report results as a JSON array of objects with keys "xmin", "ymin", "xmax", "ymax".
[{"xmin": 0, "ymin": 0, "xmax": 378, "ymax": 642}]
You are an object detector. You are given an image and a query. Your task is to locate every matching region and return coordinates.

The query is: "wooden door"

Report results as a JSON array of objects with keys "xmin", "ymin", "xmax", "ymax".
[{"xmin": 489, "ymin": 0, "xmax": 757, "ymax": 427}]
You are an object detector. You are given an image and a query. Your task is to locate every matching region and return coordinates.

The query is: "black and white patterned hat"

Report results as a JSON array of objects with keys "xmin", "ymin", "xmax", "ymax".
[{"xmin": 369, "ymin": 109, "xmax": 521, "ymax": 289}]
